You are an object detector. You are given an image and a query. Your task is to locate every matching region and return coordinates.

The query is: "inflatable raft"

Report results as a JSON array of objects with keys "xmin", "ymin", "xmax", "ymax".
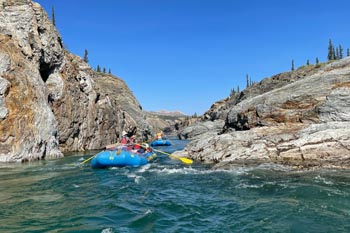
[
  {"xmin": 150, "ymin": 139, "xmax": 171, "ymax": 146},
  {"xmin": 91, "ymin": 149, "xmax": 157, "ymax": 168}
]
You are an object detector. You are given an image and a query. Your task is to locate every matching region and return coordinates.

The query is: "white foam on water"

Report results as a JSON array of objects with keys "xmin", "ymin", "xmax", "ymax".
[
  {"xmin": 130, "ymin": 209, "xmax": 154, "ymax": 223},
  {"xmin": 101, "ymin": 228, "xmax": 114, "ymax": 233},
  {"xmin": 59, "ymin": 164, "xmax": 81, "ymax": 171},
  {"xmin": 136, "ymin": 163, "xmax": 151, "ymax": 173},
  {"xmin": 126, "ymin": 173, "xmax": 145, "ymax": 184},
  {"xmin": 314, "ymin": 175, "xmax": 334, "ymax": 185},
  {"xmin": 147, "ymin": 166, "xmax": 251, "ymax": 176},
  {"xmin": 314, "ymin": 177, "xmax": 350, "ymax": 197},
  {"xmin": 149, "ymin": 166, "xmax": 204, "ymax": 175},
  {"xmin": 255, "ymin": 163, "xmax": 293, "ymax": 172},
  {"xmin": 134, "ymin": 176, "xmax": 144, "ymax": 184},
  {"xmin": 145, "ymin": 209, "xmax": 153, "ymax": 215},
  {"xmin": 237, "ymin": 183, "xmax": 265, "ymax": 189},
  {"xmin": 77, "ymin": 161, "xmax": 291, "ymax": 178},
  {"xmin": 221, "ymin": 166, "xmax": 254, "ymax": 175}
]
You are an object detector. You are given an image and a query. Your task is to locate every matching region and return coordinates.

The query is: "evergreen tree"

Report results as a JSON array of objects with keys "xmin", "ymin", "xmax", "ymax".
[
  {"xmin": 328, "ymin": 39, "xmax": 334, "ymax": 61},
  {"xmin": 336, "ymin": 47, "xmax": 339, "ymax": 60},
  {"xmin": 237, "ymin": 85, "xmax": 240, "ymax": 93},
  {"xmin": 83, "ymin": 49, "xmax": 89, "ymax": 63},
  {"xmin": 97, "ymin": 65, "xmax": 101, "ymax": 72},
  {"xmin": 315, "ymin": 57, "xmax": 320, "ymax": 68},
  {"xmin": 306, "ymin": 59, "xmax": 310, "ymax": 66},
  {"xmin": 108, "ymin": 68, "xmax": 111, "ymax": 74},
  {"xmin": 246, "ymin": 74, "xmax": 249, "ymax": 88},
  {"xmin": 51, "ymin": 6, "xmax": 56, "ymax": 26},
  {"xmin": 339, "ymin": 45, "xmax": 343, "ymax": 59},
  {"xmin": 103, "ymin": 68, "xmax": 106, "ymax": 73},
  {"xmin": 291, "ymin": 59, "xmax": 295, "ymax": 71},
  {"xmin": 230, "ymin": 88, "xmax": 236, "ymax": 96},
  {"xmin": 347, "ymin": 48, "xmax": 350, "ymax": 57}
]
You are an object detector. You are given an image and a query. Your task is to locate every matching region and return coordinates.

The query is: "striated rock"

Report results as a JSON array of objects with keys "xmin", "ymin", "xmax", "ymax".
[
  {"xmin": 177, "ymin": 58, "xmax": 350, "ymax": 169},
  {"xmin": 0, "ymin": 0, "xmax": 154, "ymax": 162},
  {"xmin": 277, "ymin": 122, "xmax": 350, "ymax": 162},
  {"xmin": 0, "ymin": 33, "xmax": 62, "ymax": 162},
  {"xmin": 143, "ymin": 110, "xmax": 191, "ymax": 137},
  {"xmin": 177, "ymin": 119, "xmax": 225, "ymax": 140},
  {"xmin": 0, "ymin": 76, "xmax": 10, "ymax": 120},
  {"xmin": 47, "ymin": 51, "xmax": 150, "ymax": 152},
  {"xmin": 318, "ymin": 86, "xmax": 350, "ymax": 122},
  {"xmin": 202, "ymin": 65, "xmax": 324, "ymax": 123}
]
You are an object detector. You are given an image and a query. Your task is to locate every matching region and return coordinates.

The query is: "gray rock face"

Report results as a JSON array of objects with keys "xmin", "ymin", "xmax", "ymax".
[
  {"xmin": 202, "ymin": 65, "xmax": 322, "ymax": 123},
  {"xmin": 177, "ymin": 58, "xmax": 350, "ymax": 169},
  {"xmin": 318, "ymin": 87, "xmax": 350, "ymax": 122},
  {"xmin": 0, "ymin": 0, "xmax": 153, "ymax": 162},
  {"xmin": 178, "ymin": 120, "xmax": 225, "ymax": 140},
  {"xmin": 0, "ymin": 33, "xmax": 62, "ymax": 162},
  {"xmin": 0, "ymin": 77, "xmax": 10, "ymax": 120}
]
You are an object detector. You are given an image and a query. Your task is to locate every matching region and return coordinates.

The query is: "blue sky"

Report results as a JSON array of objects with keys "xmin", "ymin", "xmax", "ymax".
[{"xmin": 36, "ymin": 0, "xmax": 350, "ymax": 115}]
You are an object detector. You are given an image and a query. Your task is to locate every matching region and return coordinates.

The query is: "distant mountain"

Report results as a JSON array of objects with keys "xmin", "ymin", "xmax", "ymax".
[{"xmin": 149, "ymin": 110, "xmax": 187, "ymax": 117}]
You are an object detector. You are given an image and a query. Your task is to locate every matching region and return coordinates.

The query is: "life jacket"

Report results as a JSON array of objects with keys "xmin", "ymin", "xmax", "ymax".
[{"xmin": 121, "ymin": 137, "xmax": 127, "ymax": 144}]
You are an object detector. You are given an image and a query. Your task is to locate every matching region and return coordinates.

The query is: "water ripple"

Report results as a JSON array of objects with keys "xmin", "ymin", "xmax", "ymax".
[{"xmin": 1, "ymin": 144, "xmax": 350, "ymax": 232}]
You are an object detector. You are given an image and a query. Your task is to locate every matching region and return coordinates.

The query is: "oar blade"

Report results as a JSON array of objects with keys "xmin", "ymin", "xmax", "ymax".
[
  {"xmin": 80, "ymin": 155, "xmax": 96, "ymax": 165},
  {"xmin": 151, "ymin": 147, "xmax": 193, "ymax": 165},
  {"xmin": 179, "ymin": 157, "xmax": 193, "ymax": 165}
]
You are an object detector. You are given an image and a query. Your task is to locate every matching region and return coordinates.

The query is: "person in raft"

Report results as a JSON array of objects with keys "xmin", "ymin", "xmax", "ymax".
[
  {"xmin": 128, "ymin": 143, "xmax": 151, "ymax": 154},
  {"xmin": 120, "ymin": 131, "xmax": 129, "ymax": 144},
  {"xmin": 138, "ymin": 143, "xmax": 152, "ymax": 153},
  {"xmin": 155, "ymin": 131, "xmax": 164, "ymax": 140},
  {"xmin": 129, "ymin": 135, "xmax": 136, "ymax": 144}
]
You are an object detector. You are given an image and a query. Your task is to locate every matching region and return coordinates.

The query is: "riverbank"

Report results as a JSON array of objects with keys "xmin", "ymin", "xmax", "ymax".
[{"xmin": 177, "ymin": 58, "xmax": 350, "ymax": 169}]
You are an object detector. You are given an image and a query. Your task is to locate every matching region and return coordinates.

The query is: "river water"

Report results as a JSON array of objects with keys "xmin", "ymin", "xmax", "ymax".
[{"xmin": 0, "ymin": 139, "xmax": 349, "ymax": 232}]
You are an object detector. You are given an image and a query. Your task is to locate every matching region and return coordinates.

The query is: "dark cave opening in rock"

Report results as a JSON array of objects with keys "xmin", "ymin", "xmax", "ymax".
[{"xmin": 39, "ymin": 61, "xmax": 53, "ymax": 83}]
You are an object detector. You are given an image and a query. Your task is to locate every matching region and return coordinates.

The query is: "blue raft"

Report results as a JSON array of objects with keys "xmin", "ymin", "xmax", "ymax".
[
  {"xmin": 150, "ymin": 139, "xmax": 171, "ymax": 146},
  {"xmin": 91, "ymin": 149, "xmax": 157, "ymax": 168}
]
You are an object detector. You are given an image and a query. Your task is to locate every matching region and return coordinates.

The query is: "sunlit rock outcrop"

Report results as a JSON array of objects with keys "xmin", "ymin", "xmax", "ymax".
[
  {"xmin": 177, "ymin": 58, "xmax": 350, "ymax": 169},
  {"xmin": 0, "ymin": 0, "xmax": 152, "ymax": 161}
]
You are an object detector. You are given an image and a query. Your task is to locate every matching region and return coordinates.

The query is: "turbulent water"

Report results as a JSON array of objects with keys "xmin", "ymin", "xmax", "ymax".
[{"xmin": 0, "ymin": 139, "xmax": 350, "ymax": 233}]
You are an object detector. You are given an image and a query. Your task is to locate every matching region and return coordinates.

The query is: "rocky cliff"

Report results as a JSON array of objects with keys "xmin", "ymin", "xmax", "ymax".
[
  {"xmin": 0, "ymin": 0, "xmax": 156, "ymax": 162},
  {"xmin": 144, "ymin": 110, "xmax": 191, "ymax": 136},
  {"xmin": 176, "ymin": 59, "xmax": 350, "ymax": 169}
]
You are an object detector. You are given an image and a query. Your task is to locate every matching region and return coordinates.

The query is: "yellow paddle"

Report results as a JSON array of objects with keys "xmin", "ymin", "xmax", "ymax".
[
  {"xmin": 80, "ymin": 154, "xmax": 97, "ymax": 165},
  {"xmin": 151, "ymin": 148, "xmax": 193, "ymax": 165}
]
